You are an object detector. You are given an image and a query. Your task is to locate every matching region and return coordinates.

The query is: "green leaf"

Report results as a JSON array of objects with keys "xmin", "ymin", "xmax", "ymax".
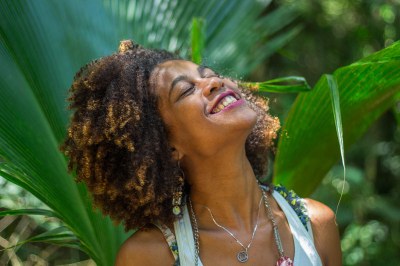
[
  {"xmin": 191, "ymin": 17, "xmax": 206, "ymax": 64},
  {"xmin": 0, "ymin": 208, "xmax": 59, "ymax": 218},
  {"xmin": 199, "ymin": 2, "xmax": 300, "ymax": 76},
  {"xmin": 240, "ymin": 76, "xmax": 311, "ymax": 93},
  {"xmin": 326, "ymin": 74, "xmax": 346, "ymax": 215},
  {"xmin": 393, "ymin": 102, "xmax": 400, "ymax": 126},
  {"xmin": 274, "ymin": 41, "xmax": 400, "ymax": 196},
  {"xmin": 1, "ymin": 226, "xmax": 83, "ymax": 252}
]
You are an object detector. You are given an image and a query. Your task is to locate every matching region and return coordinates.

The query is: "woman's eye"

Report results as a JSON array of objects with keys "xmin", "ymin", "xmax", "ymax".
[
  {"xmin": 204, "ymin": 73, "xmax": 219, "ymax": 78},
  {"xmin": 180, "ymin": 86, "xmax": 195, "ymax": 98}
]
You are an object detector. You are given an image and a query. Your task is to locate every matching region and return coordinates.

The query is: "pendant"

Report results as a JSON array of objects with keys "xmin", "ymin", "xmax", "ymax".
[
  {"xmin": 276, "ymin": 256, "xmax": 294, "ymax": 266},
  {"xmin": 237, "ymin": 250, "xmax": 248, "ymax": 263},
  {"xmin": 172, "ymin": 205, "xmax": 181, "ymax": 216}
]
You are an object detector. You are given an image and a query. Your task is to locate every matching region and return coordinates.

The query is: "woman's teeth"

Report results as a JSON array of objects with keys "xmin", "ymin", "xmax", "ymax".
[{"xmin": 211, "ymin": 95, "xmax": 238, "ymax": 114}]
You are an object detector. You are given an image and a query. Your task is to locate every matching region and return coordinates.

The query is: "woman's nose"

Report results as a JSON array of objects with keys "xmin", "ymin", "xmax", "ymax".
[{"xmin": 201, "ymin": 77, "xmax": 224, "ymax": 96}]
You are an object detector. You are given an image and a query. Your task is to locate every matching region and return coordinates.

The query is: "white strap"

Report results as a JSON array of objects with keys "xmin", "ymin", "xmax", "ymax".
[
  {"xmin": 174, "ymin": 205, "xmax": 203, "ymax": 266},
  {"xmin": 273, "ymin": 191, "xmax": 323, "ymax": 266}
]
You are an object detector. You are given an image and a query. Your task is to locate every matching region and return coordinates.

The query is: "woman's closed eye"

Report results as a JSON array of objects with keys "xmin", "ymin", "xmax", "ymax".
[
  {"xmin": 179, "ymin": 85, "xmax": 195, "ymax": 98},
  {"xmin": 200, "ymin": 66, "xmax": 220, "ymax": 79},
  {"xmin": 203, "ymin": 73, "xmax": 220, "ymax": 79},
  {"xmin": 176, "ymin": 71, "xmax": 220, "ymax": 100}
]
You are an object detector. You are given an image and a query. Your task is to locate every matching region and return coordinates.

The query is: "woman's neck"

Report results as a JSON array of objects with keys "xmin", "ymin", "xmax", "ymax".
[{"xmin": 183, "ymin": 145, "xmax": 264, "ymax": 231}]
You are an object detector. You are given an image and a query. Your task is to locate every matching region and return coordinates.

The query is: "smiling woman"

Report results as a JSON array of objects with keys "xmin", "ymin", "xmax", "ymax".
[{"xmin": 61, "ymin": 40, "xmax": 341, "ymax": 266}]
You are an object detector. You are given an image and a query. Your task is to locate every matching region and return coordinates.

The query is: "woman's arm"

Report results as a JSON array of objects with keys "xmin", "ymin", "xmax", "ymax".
[
  {"xmin": 306, "ymin": 199, "xmax": 342, "ymax": 266},
  {"xmin": 115, "ymin": 227, "xmax": 175, "ymax": 266}
]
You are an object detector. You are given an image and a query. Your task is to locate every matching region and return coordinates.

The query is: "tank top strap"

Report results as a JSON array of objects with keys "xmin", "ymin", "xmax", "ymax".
[
  {"xmin": 272, "ymin": 190, "xmax": 323, "ymax": 265},
  {"xmin": 173, "ymin": 205, "xmax": 204, "ymax": 265},
  {"xmin": 153, "ymin": 223, "xmax": 180, "ymax": 265}
]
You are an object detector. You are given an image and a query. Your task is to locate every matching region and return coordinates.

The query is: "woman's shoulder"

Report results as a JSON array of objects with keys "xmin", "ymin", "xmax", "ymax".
[
  {"xmin": 115, "ymin": 226, "xmax": 175, "ymax": 266},
  {"xmin": 304, "ymin": 198, "xmax": 336, "ymax": 226},
  {"xmin": 305, "ymin": 198, "xmax": 342, "ymax": 266},
  {"xmin": 272, "ymin": 184, "xmax": 337, "ymax": 231}
]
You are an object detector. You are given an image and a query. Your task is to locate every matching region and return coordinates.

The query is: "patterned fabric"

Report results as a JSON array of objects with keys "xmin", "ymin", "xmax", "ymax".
[
  {"xmin": 157, "ymin": 184, "xmax": 310, "ymax": 265},
  {"xmin": 154, "ymin": 223, "xmax": 180, "ymax": 265},
  {"xmin": 273, "ymin": 184, "xmax": 310, "ymax": 231}
]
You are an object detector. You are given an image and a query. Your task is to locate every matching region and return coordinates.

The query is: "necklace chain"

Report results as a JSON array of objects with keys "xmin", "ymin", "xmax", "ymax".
[
  {"xmin": 204, "ymin": 196, "xmax": 263, "ymax": 253},
  {"xmin": 188, "ymin": 198, "xmax": 200, "ymax": 266},
  {"xmin": 261, "ymin": 187, "xmax": 285, "ymax": 257},
  {"xmin": 188, "ymin": 185, "xmax": 292, "ymax": 265},
  {"xmin": 189, "ymin": 193, "xmax": 263, "ymax": 264}
]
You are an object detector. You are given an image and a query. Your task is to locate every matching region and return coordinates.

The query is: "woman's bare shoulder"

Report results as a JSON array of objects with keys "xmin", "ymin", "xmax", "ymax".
[
  {"xmin": 114, "ymin": 226, "xmax": 175, "ymax": 266},
  {"xmin": 305, "ymin": 198, "xmax": 342, "ymax": 266}
]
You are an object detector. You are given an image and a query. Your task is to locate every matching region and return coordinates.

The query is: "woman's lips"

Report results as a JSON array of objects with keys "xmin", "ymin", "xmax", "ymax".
[
  {"xmin": 209, "ymin": 90, "xmax": 241, "ymax": 114},
  {"xmin": 210, "ymin": 98, "xmax": 245, "ymax": 115}
]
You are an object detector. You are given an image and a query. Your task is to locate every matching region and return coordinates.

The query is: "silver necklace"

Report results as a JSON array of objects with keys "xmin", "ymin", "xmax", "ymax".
[
  {"xmin": 189, "ymin": 195, "xmax": 263, "ymax": 263},
  {"xmin": 188, "ymin": 198, "xmax": 200, "ymax": 266},
  {"xmin": 189, "ymin": 185, "xmax": 294, "ymax": 266}
]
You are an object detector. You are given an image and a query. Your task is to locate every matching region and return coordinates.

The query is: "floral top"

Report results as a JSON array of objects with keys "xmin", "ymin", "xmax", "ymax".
[
  {"xmin": 274, "ymin": 184, "xmax": 310, "ymax": 231},
  {"xmin": 154, "ymin": 223, "xmax": 180, "ymax": 265}
]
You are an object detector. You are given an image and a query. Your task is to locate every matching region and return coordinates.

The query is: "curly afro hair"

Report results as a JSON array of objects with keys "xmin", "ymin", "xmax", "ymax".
[{"xmin": 61, "ymin": 40, "xmax": 280, "ymax": 231}]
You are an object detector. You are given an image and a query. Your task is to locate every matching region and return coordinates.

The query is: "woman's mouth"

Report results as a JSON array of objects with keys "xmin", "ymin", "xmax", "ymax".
[{"xmin": 210, "ymin": 92, "xmax": 244, "ymax": 114}]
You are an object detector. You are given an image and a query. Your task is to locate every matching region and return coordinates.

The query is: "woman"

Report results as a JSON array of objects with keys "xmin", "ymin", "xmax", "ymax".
[{"xmin": 62, "ymin": 40, "xmax": 341, "ymax": 265}]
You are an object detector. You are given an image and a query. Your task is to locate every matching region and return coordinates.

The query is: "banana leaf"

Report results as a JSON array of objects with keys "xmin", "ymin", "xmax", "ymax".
[{"xmin": 273, "ymin": 41, "xmax": 400, "ymax": 196}]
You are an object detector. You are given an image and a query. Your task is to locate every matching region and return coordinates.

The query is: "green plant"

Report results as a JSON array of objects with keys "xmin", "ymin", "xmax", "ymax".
[
  {"xmin": 1, "ymin": 0, "xmax": 400, "ymax": 264},
  {"xmin": 273, "ymin": 44, "xmax": 400, "ymax": 195}
]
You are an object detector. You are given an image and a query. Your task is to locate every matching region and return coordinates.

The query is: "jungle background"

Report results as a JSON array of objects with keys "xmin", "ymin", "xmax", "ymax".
[{"xmin": 0, "ymin": 0, "xmax": 399, "ymax": 265}]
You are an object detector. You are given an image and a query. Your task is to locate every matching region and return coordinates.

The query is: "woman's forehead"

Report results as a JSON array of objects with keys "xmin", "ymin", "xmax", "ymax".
[
  {"xmin": 156, "ymin": 60, "xmax": 199, "ymax": 77},
  {"xmin": 150, "ymin": 60, "xmax": 203, "ymax": 95},
  {"xmin": 153, "ymin": 60, "xmax": 216, "ymax": 82}
]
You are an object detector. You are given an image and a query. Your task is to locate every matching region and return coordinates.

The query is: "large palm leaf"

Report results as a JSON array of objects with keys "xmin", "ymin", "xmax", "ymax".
[
  {"xmin": 273, "ymin": 41, "xmax": 400, "ymax": 196},
  {"xmin": 0, "ymin": 0, "xmax": 299, "ymax": 264}
]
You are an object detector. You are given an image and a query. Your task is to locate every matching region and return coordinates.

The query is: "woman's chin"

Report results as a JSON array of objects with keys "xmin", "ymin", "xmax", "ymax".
[{"xmin": 209, "ymin": 105, "xmax": 257, "ymax": 130}]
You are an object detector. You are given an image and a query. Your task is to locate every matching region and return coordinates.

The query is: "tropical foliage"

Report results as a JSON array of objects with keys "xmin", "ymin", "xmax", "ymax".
[
  {"xmin": 274, "ymin": 43, "xmax": 400, "ymax": 195},
  {"xmin": 0, "ymin": 0, "xmax": 300, "ymax": 264},
  {"xmin": 0, "ymin": 0, "xmax": 399, "ymax": 265},
  {"xmin": 272, "ymin": 1, "xmax": 400, "ymax": 264}
]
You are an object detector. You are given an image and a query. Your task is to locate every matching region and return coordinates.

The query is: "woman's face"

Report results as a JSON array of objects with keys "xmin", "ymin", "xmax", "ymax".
[{"xmin": 150, "ymin": 60, "xmax": 257, "ymax": 158}]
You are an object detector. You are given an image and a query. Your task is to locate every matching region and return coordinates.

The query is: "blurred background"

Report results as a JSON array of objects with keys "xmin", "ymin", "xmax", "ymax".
[
  {"xmin": 269, "ymin": 1, "xmax": 400, "ymax": 265},
  {"xmin": 1, "ymin": 0, "xmax": 399, "ymax": 265},
  {"xmin": 268, "ymin": 0, "xmax": 400, "ymax": 265},
  {"xmin": 269, "ymin": 1, "xmax": 400, "ymax": 264}
]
